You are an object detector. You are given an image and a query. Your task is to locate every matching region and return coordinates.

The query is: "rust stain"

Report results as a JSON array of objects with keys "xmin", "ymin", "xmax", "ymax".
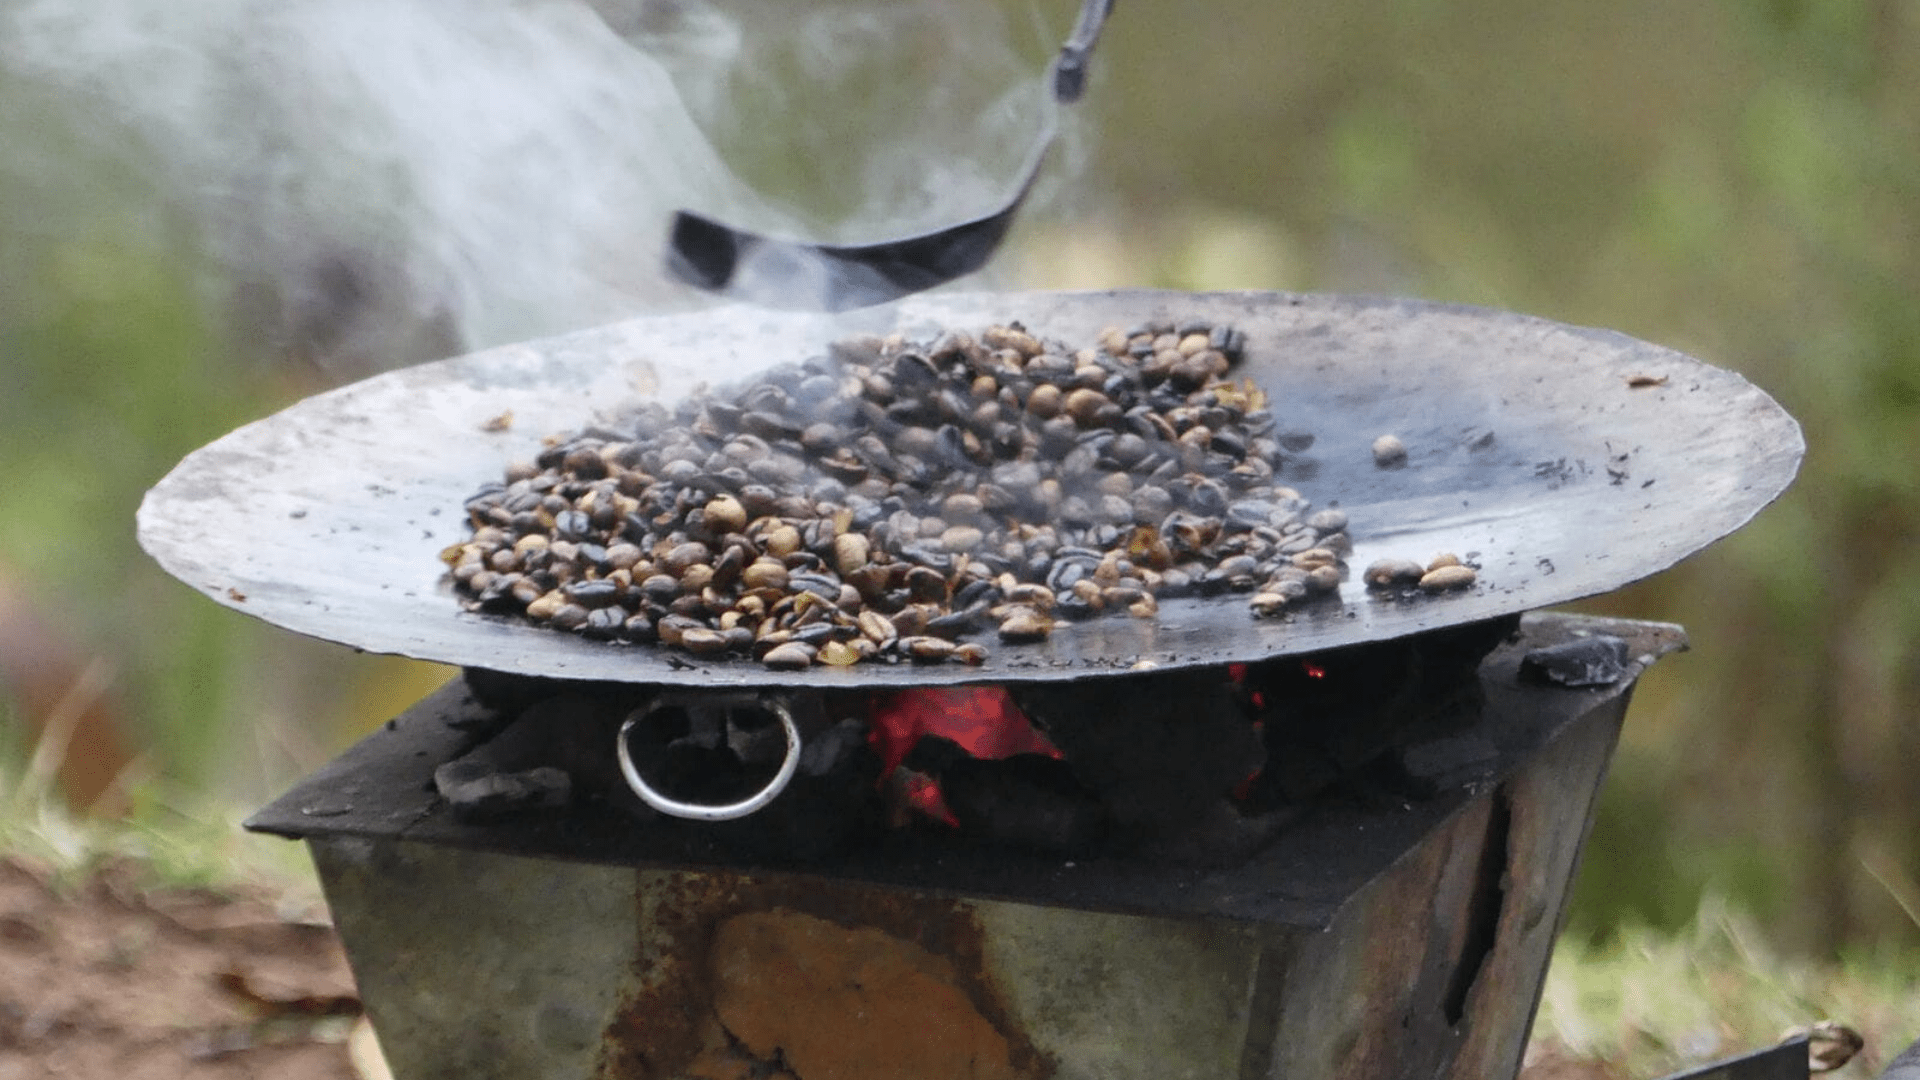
[
  {"xmin": 710, "ymin": 909, "xmax": 1021, "ymax": 1080},
  {"xmin": 597, "ymin": 872, "xmax": 732, "ymax": 1079},
  {"xmin": 598, "ymin": 872, "xmax": 1052, "ymax": 1080}
]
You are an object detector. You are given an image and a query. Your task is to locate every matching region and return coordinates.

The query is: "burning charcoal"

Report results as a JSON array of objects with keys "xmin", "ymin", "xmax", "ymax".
[
  {"xmin": 903, "ymin": 735, "xmax": 1106, "ymax": 854},
  {"xmin": 1012, "ymin": 672, "xmax": 1263, "ymax": 838},
  {"xmin": 1237, "ymin": 619, "xmax": 1515, "ymax": 809},
  {"xmin": 1520, "ymin": 634, "xmax": 1631, "ymax": 687}
]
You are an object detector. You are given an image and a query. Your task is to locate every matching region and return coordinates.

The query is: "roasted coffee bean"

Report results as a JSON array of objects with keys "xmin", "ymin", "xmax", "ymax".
[
  {"xmin": 762, "ymin": 525, "xmax": 802, "ymax": 559},
  {"xmin": 831, "ymin": 533, "xmax": 870, "ymax": 577},
  {"xmin": 1373, "ymin": 434, "xmax": 1408, "ymax": 467},
  {"xmin": 1307, "ymin": 508, "xmax": 1348, "ymax": 533},
  {"xmin": 1419, "ymin": 564, "xmax": 1477, "ymax": 591},
  {"xmin": 788, "ymin": 572, "xmax": 842, "ymax": 601},
  {"xmin": 760, "ymin": 641, "xmax": 816, "ymax": 670},
  {"xmin": 678, "ymin": 627, "xmax": 731, "ymax": 654},
  {"xmin": 927, "ymin": 607, "xmax": 985, "ymax": 638},
  {"xmin": 813, "ymin": 640, "xmax": 859, "ymax": 666},
  {"xmin": 551, "ymin": 509, "xmax": 591, "ymax": 541},
  {"xmin": 706, "ymin": 545, "xmax": 744, "ymax": 590},
  {"xmin": 792, "ymin": 624, "xmax": 837, "ymax": 648},
  {"xmin": 660, "ymin": 542, "xmax": 710, "ymax": 576},
  {"xmin": 997, "ymin": 607, "xmax": 1053, "ymax": 642},
  {"xmin": 901, "ymin": 635, "xmax": 956, "ymax": 662},
  {"xmin": 581, "ymin": 606, "xmax": 627, "ymax": 638},
  {"xmin": 563, "ymin": 579, "xmax": 621, "ymax": 608},
  {"xmin": 678, "ymin": 564, "xmax": 715, "ymax": 594},
  {"xmin": 449, "ymin": 316, "xmax": 1496, "ymax": 666},
  {"xmin": 953, "ymin": 577, "xmax": 1000, "ymax": 609},
  {"xmin": 905, "ymin": 565, "xmax": 949, "ymax": 602},
  {"xmin": 1290, "ymin": 548, "xmax": 1340, "ymax": 570},
  {"xmin": 1277, "ymin": 533, "xmax": 1319, "ymax": 556},
  {"xmin": 1363, "ymin": 558, "xmax": 1424, "ymax": 588},
  {"xmin": 1305, "ymin": 564, "xmax": 1343, "ymax": 593},
  {"xmin": 704, "ymin": 495, "xmax": 747, "ymax": 535},
  {"xmin": 740, "ymin": 559, "xmax": 789, "ymax": 592},
  {"xmin": 940, "ymin": 525, "xmax": 984, "ymax": 553},
  {"xmin": 576, "ymin": 542, "xmax": 610, "ymax": 568},
  {"xmin": 899, "ymin": 543, "xmax": 954, "ymax": 572}
]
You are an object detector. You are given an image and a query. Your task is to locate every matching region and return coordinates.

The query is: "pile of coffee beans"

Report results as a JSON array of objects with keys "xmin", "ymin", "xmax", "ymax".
[{"xmin": 444, "ymin": 320, "xmax": 1368, "ymax": 669}]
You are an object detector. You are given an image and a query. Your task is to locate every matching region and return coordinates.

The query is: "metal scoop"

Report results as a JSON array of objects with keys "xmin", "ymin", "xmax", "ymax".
[{"xmin": 665, "ymin": 0, "xmax": 1114, "ymax": 312}]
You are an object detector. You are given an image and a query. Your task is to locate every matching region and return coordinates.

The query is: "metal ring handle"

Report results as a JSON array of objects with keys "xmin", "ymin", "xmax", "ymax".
[{"xmin": 616, "ymin": 698, "xmax": 802, "ymax": 821}]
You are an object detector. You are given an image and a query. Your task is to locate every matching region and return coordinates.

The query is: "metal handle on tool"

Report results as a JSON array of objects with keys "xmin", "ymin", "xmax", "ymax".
[
  {"xmin": 1052, "ymin": 0, "xmax": 1115, "ymax": 102},
  {"xmin": 617, "ymin": 697, "xmax": 802, "ymax": 821}
]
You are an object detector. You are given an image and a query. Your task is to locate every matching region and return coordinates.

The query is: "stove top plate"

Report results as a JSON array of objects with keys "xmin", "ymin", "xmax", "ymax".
[{"xmin": 139, "ymin": 290, "xmax": 1798, "ymax": 686}]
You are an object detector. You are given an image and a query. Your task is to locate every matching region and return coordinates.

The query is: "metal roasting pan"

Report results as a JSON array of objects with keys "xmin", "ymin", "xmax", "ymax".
[{"xmin": 137, "ymin": 289, "xmax": 1802, "ymax": 688}]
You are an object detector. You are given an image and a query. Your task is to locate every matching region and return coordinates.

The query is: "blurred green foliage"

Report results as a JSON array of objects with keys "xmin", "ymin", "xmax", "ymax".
[
  {"xmin": 0, "ymin": 65, "xmax": 447, "ymax": 805},
  {"xmin": 2, "ymin": 0, "xmax": 1917, "ymax": 954}
]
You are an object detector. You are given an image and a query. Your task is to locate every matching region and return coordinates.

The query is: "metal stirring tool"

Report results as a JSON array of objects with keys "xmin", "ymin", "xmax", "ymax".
[{"xmin": 665, "ymin": 0, "xmax": 1115, "ymax": 312}]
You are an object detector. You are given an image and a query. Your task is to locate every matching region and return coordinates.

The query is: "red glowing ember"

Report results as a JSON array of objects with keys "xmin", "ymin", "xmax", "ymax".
[{"xmin": 868, "ymin": 688, "xmax": 1061, "ymax": 826}]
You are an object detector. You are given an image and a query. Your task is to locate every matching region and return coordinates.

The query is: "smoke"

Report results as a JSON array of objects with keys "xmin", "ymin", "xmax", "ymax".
[{"xmin": 0, "ymin": 0, "xmax": 1066, "ymax": 374}]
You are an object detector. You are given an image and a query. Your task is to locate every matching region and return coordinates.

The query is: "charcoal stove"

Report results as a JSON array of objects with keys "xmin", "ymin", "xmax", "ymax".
[
  {"xmin": 137, "ymin": 290, "xmax": 1801, "ymax": 1079},
  {"xmin": 249, "ymin": 611, "xmax": 1679, "ymax": 1080}
]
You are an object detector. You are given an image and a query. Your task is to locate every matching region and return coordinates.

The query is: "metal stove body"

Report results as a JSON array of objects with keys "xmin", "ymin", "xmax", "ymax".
[{"xmin": 252, "ymin": 612, "xmax": 1682, "ymax": 1080}]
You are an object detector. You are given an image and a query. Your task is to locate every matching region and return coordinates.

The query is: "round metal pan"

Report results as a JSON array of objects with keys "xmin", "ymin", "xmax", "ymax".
[{"xmin": 137, "ymin": 289, "xmax": 1802, "ymax": 687}]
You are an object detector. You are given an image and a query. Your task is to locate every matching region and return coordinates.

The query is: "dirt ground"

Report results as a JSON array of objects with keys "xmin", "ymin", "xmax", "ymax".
[
  {"xmin": 0, "ymin": 856, "xmax": 371, "ymax": 1080},
  {"xmin": 0, "ymin": 850, "xmax": 1819, "ymax": 1080}
]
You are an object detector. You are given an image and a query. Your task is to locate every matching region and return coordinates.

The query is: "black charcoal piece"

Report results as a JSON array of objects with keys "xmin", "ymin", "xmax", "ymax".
[
  {"xmin": 433, "ymin": 759, "xmax": 571, "ymax": 823},
  {"xmin": 1395, "ymin": 734, "xmax": 1500, "ymax": 798},
  {"xmin": 1520, "ymin": 635, "xmax": 1631, "ymax": 688},
  {"xmin": 904, "ymin": 735, "xmax": 1107, "ymax": 854}
]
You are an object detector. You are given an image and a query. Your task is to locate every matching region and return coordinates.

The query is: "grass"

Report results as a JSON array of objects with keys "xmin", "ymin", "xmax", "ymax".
[
  {"xmin": 0, "ymin": 693, "xmax": 322, "ymax": 899},
  {"xmin": 1531, "ymin": 898, "xmax": 1920, "ymax": 1077}
]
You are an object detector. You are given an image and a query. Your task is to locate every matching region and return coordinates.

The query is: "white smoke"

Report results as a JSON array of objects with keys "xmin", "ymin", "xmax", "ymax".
[{"xmin": 0, "ymin": 0, "xmax": 1063, "ymax": 374}]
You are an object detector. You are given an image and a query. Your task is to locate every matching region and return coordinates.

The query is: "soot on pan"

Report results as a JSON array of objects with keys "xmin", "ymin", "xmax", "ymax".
[{"xmin": 442, "ymin": 320, "xmax": 1478, "ymax": 669}]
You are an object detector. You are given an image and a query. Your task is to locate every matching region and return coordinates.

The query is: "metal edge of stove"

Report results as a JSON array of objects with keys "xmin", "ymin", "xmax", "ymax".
[
  {"xmin": 247, "ymin": 611, "xmax": 1685, "ymax": 929},
  {"xmin": 1650, "ymin": 1036, "xmax": 1810, "ymax": 1080}
]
